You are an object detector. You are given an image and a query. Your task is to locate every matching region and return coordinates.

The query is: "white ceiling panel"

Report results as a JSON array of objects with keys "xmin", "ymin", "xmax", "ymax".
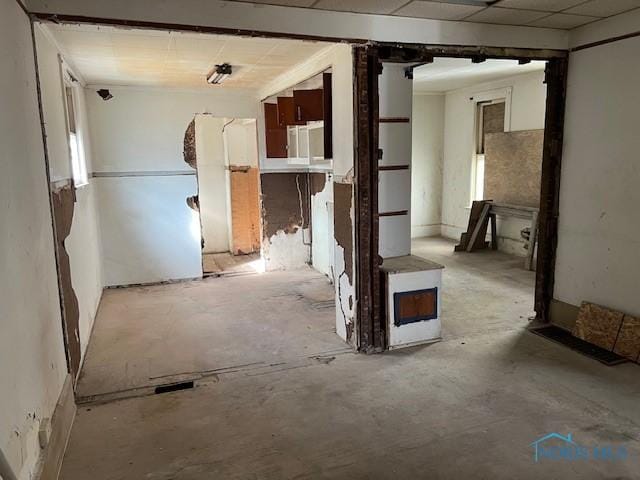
[
  {"xmin": 394, "ymin": 1, "xmax": 485, "ymax": 20},
  {"xmin": 45, "ymin": 23, "xmax": 333, "ymax": 90},
  {"xmin": 412, "ymin": 57, "xmax": 546, "ymax": 93},
  {"xmin": 464, "ymin": 6, "xmax": 550, "ymax": 24},
  {"xmin": 221, "ymin": 0, "xmax": 640, "ymax": 28},
  {"xmin": 495, "ymin": 0, "xmax": 586, "ymax": 12},
  {"xmin": 564, "ymin": 0, "xmax": 640, "ymax": 17},
  {"xmin": 314, "ymin": 0, "xmax": 409, "ymax": 14},
  {"xmin": 528, "ymin": 12, "xmax": 599, "ymax": 28}
]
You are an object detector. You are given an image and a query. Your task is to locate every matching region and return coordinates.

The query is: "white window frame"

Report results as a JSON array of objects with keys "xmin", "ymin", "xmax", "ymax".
[
  {"xmin": 61, "ymin": 63, "xmax": 88, "ymax": 188},
  {"xmin": 469, "ymin": 87, "xmax": 512, "ymax": 204}
]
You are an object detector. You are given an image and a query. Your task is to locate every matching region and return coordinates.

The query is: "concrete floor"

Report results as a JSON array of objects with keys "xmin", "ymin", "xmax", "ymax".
[
  {"xmin": 62, "ymin": 238, "xmax": 640, "ymax": 479},
  {"xmin": 76, "ymin": 269, "xmax": 342, "ymax": 400}
]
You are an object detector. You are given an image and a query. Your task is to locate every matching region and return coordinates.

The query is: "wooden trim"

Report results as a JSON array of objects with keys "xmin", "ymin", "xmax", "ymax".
[
  {"xmin": 535, "ymin": 58, "xmax": 568, "ymax": 323},
  {"xmin": 572, "ymin": 30, "xmax": 640, "ymax": 52},
  {"xmin": 37, "ymin": 375, "xmax": 76, "ymax": 480},
  {"xmin": 379, "ymin": 165, "xmax": 409, "ymax": 171},
  {"xmin": 354, "ymin": 46, "xmax": 383, "ymax": 353},
  {"xmin": 379, "ymin": 117, "xmax": 410, "ymax": 123},
  {"xmin": 379, "ymin": 210, "xmax": 408, "ymax": 217},
  {"xmin": 376, "ymin": 43, "xmax": 567, "ymax": 61}
]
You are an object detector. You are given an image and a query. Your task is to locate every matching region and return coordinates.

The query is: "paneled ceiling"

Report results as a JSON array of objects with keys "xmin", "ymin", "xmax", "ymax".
[
  {"xmin": 413, "ymin": 57, "xmax": 546, "ymax": 92},
  {"xmin": 45, "ymin": 23, "xmax": 333, "ymax": 89},
  {"xmin": 227, "ymin": 0, "xmax": 640, "ymax": 29}
]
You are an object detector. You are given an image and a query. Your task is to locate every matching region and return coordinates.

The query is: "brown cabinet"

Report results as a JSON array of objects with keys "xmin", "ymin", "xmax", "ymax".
[
  {"xmin": 293, "ymin": 89, "xmax": 323, "ymax": 122},
  {"xmin": 277, "ymin": 97, "xmax": 303, "ymax": 126},
  {"xmin": 264, "ymin": 103, "xmax": 287, "ymax": 158}
]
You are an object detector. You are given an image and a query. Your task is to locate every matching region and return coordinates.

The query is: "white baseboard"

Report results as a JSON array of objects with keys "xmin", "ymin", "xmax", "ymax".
[
  {"xmin": 37, "ymin": 375, "xmax": 76, "ymax": 480},
  {"xmin": 411, "ymin": 224, "xmax": 442, "ymax": 238}
]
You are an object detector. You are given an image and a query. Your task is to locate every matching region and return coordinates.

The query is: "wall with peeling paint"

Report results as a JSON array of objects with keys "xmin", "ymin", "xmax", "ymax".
[
  {"xmin": 0, "ymin": 2, "xmax": 69, "ymax": 478},
  {"xmin": 86, "ymin": 86, "xmax": 258, "ymax": 285},
  {"xmin": 34, "ymin": 24, "xmax": 104, "ymax": 364},
  {"xmin": 259, "ymin": 43, "xmax": 356, "ymax": 343}
]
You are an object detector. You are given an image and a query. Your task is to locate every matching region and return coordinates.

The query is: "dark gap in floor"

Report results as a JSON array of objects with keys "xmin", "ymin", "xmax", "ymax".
[
  {"xmin": 154, "ymin": 381, "xmax": 195, "ymax": 394},
  {"xmin": 530, "ymin": 325, "xmax": 628, "ymax": 366}
]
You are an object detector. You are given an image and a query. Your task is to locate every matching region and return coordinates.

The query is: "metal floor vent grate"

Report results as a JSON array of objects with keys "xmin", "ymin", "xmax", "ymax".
[
  {"xmin": 530, "ymin": 325, "xmax": 628, "ymax": 366},
  {"xmin": 154, "ymin": 381, "xmax": 195, "ymax": 395}
]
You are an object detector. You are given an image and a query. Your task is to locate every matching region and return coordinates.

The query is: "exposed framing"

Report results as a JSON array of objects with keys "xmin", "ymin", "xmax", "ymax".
[
  {"xmin": 27, "ymin": 11, "xmax": 569, "ymax": 354},
  {"xmin": 351, "ymin": 44, "xmax": 568, "ymax": 351}
]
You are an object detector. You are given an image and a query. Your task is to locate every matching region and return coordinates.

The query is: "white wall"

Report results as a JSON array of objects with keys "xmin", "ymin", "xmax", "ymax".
[
  {"xmin": 35, "ymin": 25, "xmax": 104, "ymax": 361},
  {"xmin": 411, "ymin": 94, "xmax": 444, "ymax": 239},
  {"xmin": 554, "ymin": 35, "xmax": 640, "ymax": 316},
  {"xmin": 197, "ymin": 116, "xmax": 259, "ymax": 254},
  {"xmin": 441, "ymin": 70, "xmax": 547, "ymax": 256},
  {"xmin": 379, "ymin": 62, "xmax": 413, "ymax": 259},
  {"xmin": 196, "ymin": 115, "xmax": 230, "ymax": 254},
  {"xmin": 25, "ymin": 0, "xmax": 568, "ymax": 50},
  {"xmin": 86, "ymin": 86, "xmax": 258, "ymax": 285},
  {"xmin": 312, "ymin": 174, "xmax": 334, "ymax": 279},
  {"xmin": 0, "ymin": 3, "xmax": 68, "ymax": 479}
]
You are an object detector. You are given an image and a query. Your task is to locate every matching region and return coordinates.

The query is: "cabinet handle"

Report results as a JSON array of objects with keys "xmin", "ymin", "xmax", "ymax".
[{"xmin": 297, "ymin": 106, "xmax": 302, "ymax": 121}]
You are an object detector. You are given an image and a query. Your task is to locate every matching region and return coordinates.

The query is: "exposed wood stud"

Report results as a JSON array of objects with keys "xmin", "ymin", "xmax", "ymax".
[
  {"xmin": 354, "ymin": 46, "xmax": 383, "ymax": 353},
  {"xmin": 535, "ymin": 57, "xmax": 568, "ymax": 322}
]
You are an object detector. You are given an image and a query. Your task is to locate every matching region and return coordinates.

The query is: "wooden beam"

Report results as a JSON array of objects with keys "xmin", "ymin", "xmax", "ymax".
[
  {"xmin": 354, "ymin": 46, "xmax": 383, "ymax": 353},
  {"xmin": 535, "ymin": 58, "xmax": 568, "ymax": 322}
]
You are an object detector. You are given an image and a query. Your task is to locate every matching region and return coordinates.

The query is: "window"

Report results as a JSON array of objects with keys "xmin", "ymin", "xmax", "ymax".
[
  {"xmin": 63, "ymin": 75, "xmax": 88, "ymax": 187},
  {"xmin": 471, "ymin": 95, "xmax": 507, "ymax": 203}
]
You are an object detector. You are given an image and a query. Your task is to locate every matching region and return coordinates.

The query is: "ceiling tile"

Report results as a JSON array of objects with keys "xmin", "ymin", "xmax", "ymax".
[
  {"xmin": 528, "ymin": 12, "xmax": 599, "ymax": 28},
  {"xmin": 493, "ymin": 0, "xmax": 585, "ymax": 12},
  {"xmin": 394, "ymin": 1, "xmax": 486, "ymax": 20},
  {"xmin": 313, "ymin": 0, "xmax": 409, "ymax": 14},
  {"xmin": 564, "ymin": 0, "xmax": 640, "ymax": 17},
  {"xmin": 240, "ymin": 0, "xmax": 316, "ymax": 6},
  {"xmin": 464, "ymin": 6, "xmax": 550, "ymax": 24}
]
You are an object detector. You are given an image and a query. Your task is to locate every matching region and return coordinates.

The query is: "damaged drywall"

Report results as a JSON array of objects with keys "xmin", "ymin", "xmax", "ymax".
[
  {"xmin": 260, "ymin": 172, "xmax": 331, "ymax": 271},
  {"xmin": 183, "ymin": 119, "xmax": 197, "ymax": 169},
  {"xmin": 260, "ymin": 172, "xmax": 311, "ymax": 270},
  {"xmin": 51, "ymin": 183, "xmax": 81, "ymax": 381},
  {"xmin": 333, "ymin": 180, "xmax": 355, "ymax": 343},
  {"xmin": 261, "ymin": 172, "xmax": 310, "ymax": 238}
]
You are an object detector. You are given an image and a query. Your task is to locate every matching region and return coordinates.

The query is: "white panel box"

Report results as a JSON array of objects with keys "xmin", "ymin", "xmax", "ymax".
[
  {"xmin": 379, "ymin": 123, "xmax": 412, "ymax": 167},
  {"xmin": 379, "ymin": 215, "xmax": 411, "ymax": 258},
  {"xmin": 381, "ymin": 255, "xmax": 445, "ymax": 350},
  {"xmin": 379, "ymin": 169, "xmax": 411, "ymax": 213},
  {"xmin": 379, "ymin": 63, "xmax": 413, "ymax": 119}
]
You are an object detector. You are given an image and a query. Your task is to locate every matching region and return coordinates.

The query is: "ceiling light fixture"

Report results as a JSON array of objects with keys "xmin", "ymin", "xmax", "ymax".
[{"xmin": 206, "ymin": 63, "xmax": 232, "ymax": 85}]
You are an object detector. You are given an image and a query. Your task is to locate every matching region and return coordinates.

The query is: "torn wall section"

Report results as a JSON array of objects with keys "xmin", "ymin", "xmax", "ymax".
[
  {"xmin": 260, "ymin": 172, "xmax": 326, "ymax": 271},
  {"xmin": 333, "ymin": 180, "xmax": 355, "ymax": 345}
]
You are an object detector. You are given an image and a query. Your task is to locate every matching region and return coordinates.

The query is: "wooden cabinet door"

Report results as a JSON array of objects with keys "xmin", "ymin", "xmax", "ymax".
[
  {"xmin": 293, "ymin": 89, "xmax": 323, "ymax": 122},
  {"xmin": 230, "ymin": 168, "xmax": 261, "ymax": 255},
  {"xmin": 264, "ymin": 103, "xmax": 287, "ymax": 158}
]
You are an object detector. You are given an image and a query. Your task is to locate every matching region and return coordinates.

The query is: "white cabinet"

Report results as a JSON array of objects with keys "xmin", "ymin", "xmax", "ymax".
[{"xmin": 287, "ymin": 121, "xmax": 328, "ymax": 165}]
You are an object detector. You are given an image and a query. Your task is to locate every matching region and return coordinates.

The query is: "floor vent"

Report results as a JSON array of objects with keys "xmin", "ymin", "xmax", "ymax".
[
  {"xmin": 530, "ymin": 325, "xmax": 628, "ymax": 366},
  {"xmin": 154, "ymin": 381, "xmax": 195, "ymax": 395}
]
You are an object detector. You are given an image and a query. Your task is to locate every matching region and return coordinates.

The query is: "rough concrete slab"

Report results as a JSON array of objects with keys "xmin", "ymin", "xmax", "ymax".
[
  {"xmin": 76, "ymin": 269, "xmax": 340, "ymax": 399},
  {"xmin": 61, "ymin": 238, "xmax": 640, "ymax": 478}
]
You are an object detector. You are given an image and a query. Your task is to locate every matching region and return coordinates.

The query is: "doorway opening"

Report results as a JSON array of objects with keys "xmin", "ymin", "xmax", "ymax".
[
  {"xmin": 187, "ymin": 115, "xmax": 264, "ymax": 276},
  {"xmin": 353, "ymin": 45, "xmax": 567, "ymax": 351},
  {"xmin": 34, "ymin": 20, "xmax": 348, "ymax": 402}
]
